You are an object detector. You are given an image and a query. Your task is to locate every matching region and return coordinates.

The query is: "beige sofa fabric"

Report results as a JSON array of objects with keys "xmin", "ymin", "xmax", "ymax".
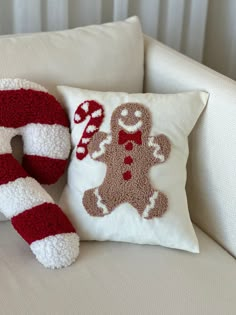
[
  {"xmin": 0, "ymin": 222, "xmax": 235, "ymax": 315},
  {"xmin": 144, "ymin": 36, "xmax": 236, "ymax": 258},
  {"xmin": 0, "ymin": 17, "xmax": 143, "ymax": 97}
]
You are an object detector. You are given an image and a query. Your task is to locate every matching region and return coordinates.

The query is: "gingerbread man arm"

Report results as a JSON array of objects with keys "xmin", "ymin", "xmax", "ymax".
[
  {"xmin": 148, "ymin": 134, "xmax": 171, "ymax": 164},
  {"xmin": 88, "ymin": 131, "xmax": 112, "ymax": 162}
]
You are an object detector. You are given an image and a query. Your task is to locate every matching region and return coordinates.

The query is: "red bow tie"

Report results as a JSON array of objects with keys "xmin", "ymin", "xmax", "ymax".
[{"xmin": 118, "ymin": 130, "xmax": 142, "ymax": 145}]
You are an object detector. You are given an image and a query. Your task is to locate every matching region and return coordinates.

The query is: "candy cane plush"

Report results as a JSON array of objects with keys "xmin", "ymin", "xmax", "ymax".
[
  {"xmin": 74, "ymin": 100, "xmax": 104, "ymax": 160},
  {"xmin": 0, "ymin": 79, "xmax": 79, "ymax": 268}
]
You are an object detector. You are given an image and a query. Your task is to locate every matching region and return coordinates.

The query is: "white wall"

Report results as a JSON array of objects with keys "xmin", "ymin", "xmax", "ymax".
[{"xmin": 0, "ymin": 0, "xmax": 235, "ymax": 80}]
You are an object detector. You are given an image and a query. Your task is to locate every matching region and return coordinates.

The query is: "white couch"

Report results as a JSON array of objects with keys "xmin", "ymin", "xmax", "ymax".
[{"xmin": 0, "ymin": 27, "xmax": 235, "ymax": 314}]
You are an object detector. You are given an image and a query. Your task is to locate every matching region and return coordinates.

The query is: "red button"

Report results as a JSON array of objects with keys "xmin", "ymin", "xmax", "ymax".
[
  {"xmin": 125, "ymin": 142, "xmax": 133, "ymax": 150},
  {"xmin": 123, "ymin": 171, "xmax": 132, "ymax": 180},
  {"xmin": 124, "ymin": 156, "xmax": 133, "ymax": 165}
]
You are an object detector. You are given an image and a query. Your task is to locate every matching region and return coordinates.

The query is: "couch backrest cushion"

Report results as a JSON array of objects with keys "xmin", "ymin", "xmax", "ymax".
[
  {"xmin": 0, "ymin": 17, "xmax": 144, "ymax": 210},
  {"xmin": 144, "ymin": 36, "xmax": 236, "ymax": 257},
  {"xmin": 0, "ymin": 16, "xmax": 143, "ymax": 96}
]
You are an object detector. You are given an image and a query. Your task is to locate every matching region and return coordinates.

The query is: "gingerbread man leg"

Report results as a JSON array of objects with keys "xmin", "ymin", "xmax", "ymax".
[
  {"xmin": 142, "ymin": 190, "xmax": 168, "ymax": 219},
  {"xmin": 129, "ymin": 187, "xmax": 168, "ymax": 219},
  {"xmin": 83, "ymin": 185, "xmax": 119, "ymax": 217}
]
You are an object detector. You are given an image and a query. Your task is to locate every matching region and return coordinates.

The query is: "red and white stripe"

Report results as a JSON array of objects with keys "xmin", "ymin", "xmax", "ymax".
[
  {"xmin": 0, "ymin": 79, "xmax": 71, "ymax": 184},
  {"xmin": 74, "ymin": 100, "xmax": 104, "ymax": 160},
  {"xmin": 0, "ymin": 79, "xmax": 79, "ymax": 268}
]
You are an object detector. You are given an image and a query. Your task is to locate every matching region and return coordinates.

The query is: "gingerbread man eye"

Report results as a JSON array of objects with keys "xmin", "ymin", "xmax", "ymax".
[
  {"xmin": 135, "ymin": 110, "xmax": 142, "ymax": 118},
  {"xmin": 121, "ymin": 109, "xmax": 128, "ymax": 117}
]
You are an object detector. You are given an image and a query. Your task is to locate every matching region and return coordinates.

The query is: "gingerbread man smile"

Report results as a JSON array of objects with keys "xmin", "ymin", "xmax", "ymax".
[
  {"xmin": 81, "ymin": 102, "xmax": 171, "ymax": 219},
  {"xmin": 118, "ymin": 108, "xmax": 143, "ymax": 132}
]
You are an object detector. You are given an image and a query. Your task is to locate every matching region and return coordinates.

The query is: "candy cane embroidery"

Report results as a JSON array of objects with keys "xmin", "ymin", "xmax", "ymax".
[{"xmin": 74, "ymin": 100, "xmax": 105, "ymax": 160}]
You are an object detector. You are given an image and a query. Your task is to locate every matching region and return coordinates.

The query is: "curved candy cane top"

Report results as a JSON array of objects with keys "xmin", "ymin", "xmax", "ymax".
[
  {"xmin": 74, "ymin": 100, "xmax": 105, "ymax": 160},
  {"xmin": 0, "ymin": 79, "xmax": 68, "ymax": 128},
  {"xmin": 0, "ymin": 78, "xmax": 70, "ymax": 184},
  {"xmin": 0, "ymin": 78, "xmax": 48, "ymax": 92}
]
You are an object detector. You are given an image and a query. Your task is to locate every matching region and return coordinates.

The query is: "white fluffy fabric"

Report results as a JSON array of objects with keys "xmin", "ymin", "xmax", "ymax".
[
  {"xmin": 86, "ymin": 125, "xmax": 97, "ymax": 133},
  {"xmin": 21, "ymin": 124, "xmax": 71, "ymax": 159},
  {"xmin": 81, "ymin": 102, "xmax": 89, "ymax": 112},
  {"xmin": 0, "ymin": 124, "xmax": 70, "ymax": 158},
  {"xmin": 30, "ymin": 233, "xmax": 80, "ymax": 269},
  {"xmin": 0, "ymin": 78, "xmax": 47, "ymax": 92},
  {"xmin": 77, "ymin": 147, "xmax": 85, "ymax": 154},
  {"xmin": 0, "ymin": 127, "xmax": 17, "ymax": 154},
  {"xmin": 91, "ymin": 109, "xmax": 102, "ymax": 118},
  {"xmin": 0, "ymin": 177, "xmax": 53, "ymax": 219}
]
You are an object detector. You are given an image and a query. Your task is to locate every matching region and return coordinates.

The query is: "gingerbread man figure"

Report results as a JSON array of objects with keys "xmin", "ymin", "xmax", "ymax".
[{"xmin": 83, "ymin": 103, "xmax": 171, "ymax": 219}]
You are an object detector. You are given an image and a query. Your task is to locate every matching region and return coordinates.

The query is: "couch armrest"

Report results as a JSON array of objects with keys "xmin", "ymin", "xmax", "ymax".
[{"xmin": 144, "ymin": 35, "xmax": 236, "ymax": 257}]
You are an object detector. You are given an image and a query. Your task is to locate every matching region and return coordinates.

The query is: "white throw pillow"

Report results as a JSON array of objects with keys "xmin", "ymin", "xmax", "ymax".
[
  {"xmin": 57, "ymin": 86, "xmax": 209, "ymax": 253},
  {"xmin": 0, "ymin": 16, "xmax": 143, "ymax": 97}
]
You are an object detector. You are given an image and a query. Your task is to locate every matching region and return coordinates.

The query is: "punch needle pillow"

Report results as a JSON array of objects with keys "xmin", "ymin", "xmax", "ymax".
[{"xmin": 57, "ymin": 86, "xmax": 208, "ymax": 253}]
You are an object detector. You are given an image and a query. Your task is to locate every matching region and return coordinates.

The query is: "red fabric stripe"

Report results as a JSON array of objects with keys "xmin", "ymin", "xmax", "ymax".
[
  {"xmin": 0, "ymin": 89, "xmax": 69, "ymax": 128},
  {"xmin": 22, "ymin": 155, "xmax": 67, "ymax": 184},
  {"xmin": 0, "ymin": 154, "xmax": 28, "ymax": 185},
  {"xmin": 11, "ymin": 203, "xmax": 76, "ymax": 244}
]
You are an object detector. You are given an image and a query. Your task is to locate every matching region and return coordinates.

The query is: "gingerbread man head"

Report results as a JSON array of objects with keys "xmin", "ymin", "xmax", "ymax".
[{"xmin": 111, "ymin": 103, "xmax": 152, "ymax": 138}]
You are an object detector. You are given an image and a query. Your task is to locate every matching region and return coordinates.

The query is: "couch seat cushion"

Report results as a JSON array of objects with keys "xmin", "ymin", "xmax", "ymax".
[{"xmin": 0, "ymin": 222, "xmax": 235, "ymax": 315}]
